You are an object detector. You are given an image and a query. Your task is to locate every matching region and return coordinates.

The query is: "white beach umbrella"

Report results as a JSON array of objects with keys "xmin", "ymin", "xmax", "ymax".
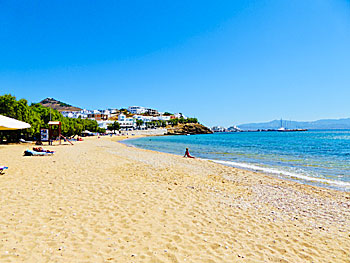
[{"xmin": 0, "ymin": 115, "xmax": 31, "ymax": 130}]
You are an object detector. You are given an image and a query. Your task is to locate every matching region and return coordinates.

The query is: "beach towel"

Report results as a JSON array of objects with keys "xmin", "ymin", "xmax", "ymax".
[
  {"xmin": 24, "ymin": 150, "xmax": 52, "ymax": 156},
  {"xmin": 33, "ymin": 147, "xmax": 55, "ymax": 154},
  {"xmin": 0, "ymin": 166, "xmax": 8, "ymax": 174},
  {"xmin": 19, "ymin": 138, "xmax": 31, "ymax": 143}
]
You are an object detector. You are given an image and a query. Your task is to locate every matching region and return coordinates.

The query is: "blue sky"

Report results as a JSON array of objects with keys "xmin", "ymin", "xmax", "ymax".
[{"xmin": 1, "ymin": 0, "xmax": 350, "ymax": 126}]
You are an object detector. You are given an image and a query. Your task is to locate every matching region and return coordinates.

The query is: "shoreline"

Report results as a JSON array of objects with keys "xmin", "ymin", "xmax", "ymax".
[
  {"xmin": 0, "ymin": 137, "xmax": 349, "ymax": 262},
  {"xmin": 121, "ymin": 135, "xmax": 350, "ymax": 193}
]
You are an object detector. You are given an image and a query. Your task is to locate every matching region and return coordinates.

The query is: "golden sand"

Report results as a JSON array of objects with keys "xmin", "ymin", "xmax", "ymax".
[{"xmin": 0, "ymin": 137, "xmax": 349, "ymax": 262}]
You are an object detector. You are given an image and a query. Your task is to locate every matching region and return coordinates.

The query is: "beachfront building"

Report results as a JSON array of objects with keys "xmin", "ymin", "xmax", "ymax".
[
  {"xmin": 118, "ymin": 114, "xmax": 135, "ymax": 130},
  {"xmin": 133, "ymin": 115, "xmax": 152, "ymax": 129},
  {"xmin": 97, "ymin": 120, "xmax": 114, "ymax": 131},
  {"xmin": 97, "ymin": 114, "xmax": 135, "ymax": 131},
  {"xmin": 61, "ymin": 107, "xmax": 176, "ymax": 130}
]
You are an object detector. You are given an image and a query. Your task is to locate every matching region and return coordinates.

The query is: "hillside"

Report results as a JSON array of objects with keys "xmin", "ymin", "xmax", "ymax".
[
  {"xmin": 40, "ymin": 98, "xmax": 82, "ymax": 112},
  {"xmin": 238, "ymin": 118, "xmax": 350, "ymax": 130}
]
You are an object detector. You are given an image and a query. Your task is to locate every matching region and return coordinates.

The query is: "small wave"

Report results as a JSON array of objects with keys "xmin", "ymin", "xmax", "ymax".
[
  {"xmin": 211, "ymin": 160, "xmax": 350, "ymax": 188},
  {"xmin": 329, "ymin": 136, "xmax": 350, "ymax": 140}
]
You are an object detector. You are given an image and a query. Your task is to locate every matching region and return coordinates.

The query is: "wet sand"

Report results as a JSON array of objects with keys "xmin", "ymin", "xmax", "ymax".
[{"xmin": 0, "ymin": 137, "xmax": 349, "ymax": 262}]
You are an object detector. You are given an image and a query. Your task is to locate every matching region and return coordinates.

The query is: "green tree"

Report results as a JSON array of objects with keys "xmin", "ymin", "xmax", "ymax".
[
  {"xmin": 107, "ymin": 121, "xmax": 120, "ymax": 134},
  {"xmin": 0, "ymin": 94, "xmax": 103, "ymax": 141},
  {"xmin": 168, "ymin": 118, "xmax": 179, "ymax": 127},
  {"xmin": 136, "ymin": 119, "xmax": 144, "ymax": 129},
  {"xmin": 0, "ymin": 94, "xmax": 17, "ymax": 118}
]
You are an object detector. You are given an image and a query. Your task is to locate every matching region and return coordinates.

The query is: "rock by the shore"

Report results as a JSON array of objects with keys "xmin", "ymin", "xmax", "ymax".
[{"xmin": 166, "ymin": 123, "xmax": 213, "ymax": 135}]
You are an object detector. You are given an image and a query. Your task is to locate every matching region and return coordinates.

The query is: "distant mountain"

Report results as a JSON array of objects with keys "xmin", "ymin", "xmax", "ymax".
[
  {"xmin": 39, "ymin": 98, "xmax": 82, "ymax": 112},
  {"xmin": 238, "ymin": 118, "xmax": 350, "ymax": 130}
]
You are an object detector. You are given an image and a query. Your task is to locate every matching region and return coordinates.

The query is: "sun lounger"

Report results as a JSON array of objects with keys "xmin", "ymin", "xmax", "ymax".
[
  {"xmin": 0, "ymin": 166, "xmax": 8, "ymax": 175},
  {"xmin": 24, "ymin": 150, "xmax": 53, "ymax": 156}
]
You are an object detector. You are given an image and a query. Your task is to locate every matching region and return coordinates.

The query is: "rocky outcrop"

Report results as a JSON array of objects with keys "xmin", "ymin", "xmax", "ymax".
[{"xmin": 166, "ymin": 123, "xmax": 213, "ymax": 135}]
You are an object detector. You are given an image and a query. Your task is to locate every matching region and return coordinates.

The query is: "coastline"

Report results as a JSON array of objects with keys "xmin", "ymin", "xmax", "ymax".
[
  {"xmin": 120, "ymin": 135, "xmax": 350, "ymax": 193},
  {"xmin": 120, "ymin": 135, "xmax": 350, "ymax": 198},
  {"xmin": 0, "ymin": 136, "xmax": 349, "ymax": 262}
]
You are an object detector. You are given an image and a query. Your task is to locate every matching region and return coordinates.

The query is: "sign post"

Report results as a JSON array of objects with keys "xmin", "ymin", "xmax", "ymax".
[{"xmin": 40, "ymin": 129, "xmax": 49, "ymax": 142}]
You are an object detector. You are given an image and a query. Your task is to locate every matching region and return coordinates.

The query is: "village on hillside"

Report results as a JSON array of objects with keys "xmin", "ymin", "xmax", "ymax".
[{"xmin": 41, "ymin": 98, "xmax": 196, "ymax": 132}]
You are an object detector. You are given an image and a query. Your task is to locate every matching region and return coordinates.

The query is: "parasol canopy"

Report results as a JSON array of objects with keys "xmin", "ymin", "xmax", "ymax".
[{"xmin": 0, "ymin": 115, "xmax": 31, "ymax": 130}]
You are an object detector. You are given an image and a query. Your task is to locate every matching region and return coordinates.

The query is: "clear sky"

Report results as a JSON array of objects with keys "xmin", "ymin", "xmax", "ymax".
[{"xmin": 1, "ymin": 0, "xmax": 350, "ymax": 127}]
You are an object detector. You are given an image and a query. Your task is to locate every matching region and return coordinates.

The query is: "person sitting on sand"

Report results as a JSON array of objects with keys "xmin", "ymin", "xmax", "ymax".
[{"xmin": 184, "ymin": 148, "xmax": 195, "ymax": 158}]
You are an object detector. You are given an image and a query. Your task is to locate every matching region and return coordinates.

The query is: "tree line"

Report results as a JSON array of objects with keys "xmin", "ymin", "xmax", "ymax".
[
  {"xmin": 135, "ymin": 117, "xmax": 199, "ymax": 129},
  {"xmin": 0, "ymin": 94, "xmax": 104, "ymax": 142},
  {"xmin": 0, "ymin": 94, "xmax": 200, "ymax": 142},
  {"xmin": 168, "ymin": 117, "xmax": 198, "ymax": 126}
]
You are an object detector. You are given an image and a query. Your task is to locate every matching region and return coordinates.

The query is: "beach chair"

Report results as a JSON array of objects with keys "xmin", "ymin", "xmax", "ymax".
[
  {"xmin": 0, "ymin": 166, "xmax": 8, "ymax": 175},
  {"xmin": 24, "ymin": 150, "xmax": 53, "ymax": 156}
]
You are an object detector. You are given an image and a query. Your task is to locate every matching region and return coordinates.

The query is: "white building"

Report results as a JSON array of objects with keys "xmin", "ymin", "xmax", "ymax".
[
  {"xmin": 61, "ymin": 109, "xmax": 91, "ymax": 119},
  {"xmin": 153, "ymin": 115, "xmax": 171, "ymax": 121},
  {"xmin": 80, "ymin": 109, "xmax": 92, "ymax": 118},
  {"xmin": 128, "ymin": 106, "xmax": 159, "ymax": 116},
  {"xmin": 133, "ymin": 114, "xmax": 170, "ymax": 124},
  {"xmin": 97, "ymin": 114, "xmax": 135, "ymax": 131},
  {"xmin": 174, "ymin": 113, "xmax": 187, "ymax": 119},
  {"xmin": 227, "ymin": 125, "xmax": 242, "ymax": 132},
  {"xmin": 128, "ymin": 106, "xmax": 147, "ymax": 115},
  {"xmin": 118, "ymin": 114, "xmax": 135, "ymax": 130},
  {"xmin": 97, "ymin": 120, "xmax": 114, "ymax": 130},
  {"xmin": 61, "ymin": 111, "xmax": 78, "ymax": 118},
  {"xmin": 211, "ymin": 126, "xmax": 227, "ymax": 132}
]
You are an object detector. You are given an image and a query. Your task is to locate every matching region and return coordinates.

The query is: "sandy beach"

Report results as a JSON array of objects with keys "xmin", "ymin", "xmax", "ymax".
[{"xmin": 0, "ymin": 136, "xmax": 349, "ymax": 262}]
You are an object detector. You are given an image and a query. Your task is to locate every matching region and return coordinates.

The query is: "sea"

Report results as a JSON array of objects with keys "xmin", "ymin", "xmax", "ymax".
[{"xmin": 125, "ymin": 130, "xmax": 350, "ymax": 192}]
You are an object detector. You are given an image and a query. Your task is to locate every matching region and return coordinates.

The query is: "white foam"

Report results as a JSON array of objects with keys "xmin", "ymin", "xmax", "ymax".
[{"xmin": 212, "ymin": 160, "xmax": 350, "ymax": 188}]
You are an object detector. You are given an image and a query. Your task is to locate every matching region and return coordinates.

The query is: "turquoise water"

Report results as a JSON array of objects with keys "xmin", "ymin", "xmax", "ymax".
[{"xmin": 125, "ymin": 130, "xmax": 350, "ymax": 191}]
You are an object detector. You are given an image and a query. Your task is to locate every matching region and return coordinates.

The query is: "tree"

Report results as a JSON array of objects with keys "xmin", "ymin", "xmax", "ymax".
[
  {"xmin": 0, "ymin": 94, "xmax": 17, "ymax": 118},
  {"xmin": 168, "ymin": 118, "xmax": 179, "ymax": 127},
  {"xmin": 0, "ymin": 94, "xmax": 103, "ymax": 141},
  {"xmin": 136, "ymin": 119, "xmax": 144, "ymax": 129},
  {"xmin": 186, "ymin": 118, "xmax": 198, "ymax": 124},
  {"xmin": 107, "ymin": 121, "xmax": 120, "ymax": 134}
]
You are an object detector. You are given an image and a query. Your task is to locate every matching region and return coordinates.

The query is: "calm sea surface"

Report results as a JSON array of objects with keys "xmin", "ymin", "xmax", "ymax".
[{"xmin": 125, "ymin": 130, "xmax": 350, "ymax": 191}]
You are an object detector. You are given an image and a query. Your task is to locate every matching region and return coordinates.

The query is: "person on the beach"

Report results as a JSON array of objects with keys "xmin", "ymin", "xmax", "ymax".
[{"xmin": 184, "ymin": 148, "xmax": 195, "ymax": 158}]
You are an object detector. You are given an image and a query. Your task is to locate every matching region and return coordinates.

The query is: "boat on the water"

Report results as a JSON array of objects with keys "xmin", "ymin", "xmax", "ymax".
[{"xmin": 277, "ymin": 119, "xmax": 307, "ymax": 132}]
